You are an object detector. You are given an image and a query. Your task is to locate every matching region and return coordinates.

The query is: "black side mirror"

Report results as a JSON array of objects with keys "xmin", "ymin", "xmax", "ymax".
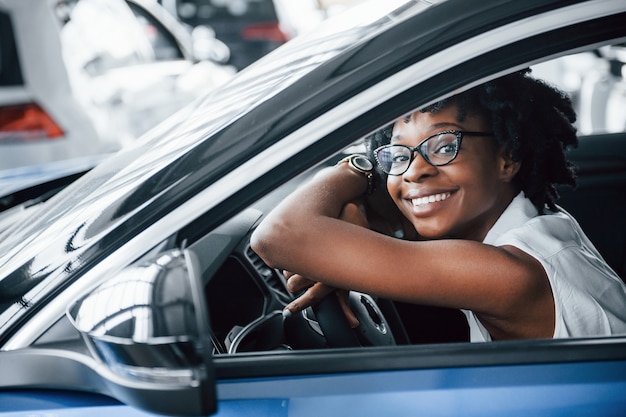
[{"xmin": 68, "ymin": 249, "xmax": 216, "ymax": 416}]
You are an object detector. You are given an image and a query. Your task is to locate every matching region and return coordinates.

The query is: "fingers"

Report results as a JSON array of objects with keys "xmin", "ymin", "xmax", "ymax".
[
  {"xmin": 282, "ymin": 270, "xmax": 359, "ymax": 328},
  {"xmin": 337, "ymin": 290, "xmax": 359, "ymax": 328},
  {"xmin": 283, "ymin": 270, "xmax": 315, "ymax": 293},
  {"xmin": 283, "ymin": 282, "xmax": 334, "ymax": 317}
]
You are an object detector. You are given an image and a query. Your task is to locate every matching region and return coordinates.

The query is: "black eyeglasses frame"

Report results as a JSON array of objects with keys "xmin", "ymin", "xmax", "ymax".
[{"xmin": 374, "ymin": 130, "xmax": 493, "ymax": 175}]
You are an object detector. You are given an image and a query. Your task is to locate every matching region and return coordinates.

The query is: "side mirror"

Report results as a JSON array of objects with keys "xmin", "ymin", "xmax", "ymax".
[{"xmin": 67, "ymin": 249, "xmax": 216, "ymax": 416}]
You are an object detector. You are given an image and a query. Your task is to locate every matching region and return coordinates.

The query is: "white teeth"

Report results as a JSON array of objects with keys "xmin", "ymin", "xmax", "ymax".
[{"xmin": 411, "ymin": 192, "xmax": 450, "ymax": 206}]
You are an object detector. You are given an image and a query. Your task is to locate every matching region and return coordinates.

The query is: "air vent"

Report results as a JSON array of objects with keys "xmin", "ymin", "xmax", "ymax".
[{"xmin": 245, "ymin": 245, "xmax": 291, "ymax": 304}]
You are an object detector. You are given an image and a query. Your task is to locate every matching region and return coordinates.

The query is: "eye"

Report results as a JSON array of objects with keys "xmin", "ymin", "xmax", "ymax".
[
  {"xmin": 390, "ymin": 150, "xmax": 410, "ymax": 164},
  {"xmin": 376, "ymin": 146, "xmax": 411, "ymax": 171},
  {"xmin": 433, "ymin": 143, "xmax": 456, "ymax": 156},
  {"xmin": 428, "ymin": 133, "xmax": 458, "ymax": 156}
]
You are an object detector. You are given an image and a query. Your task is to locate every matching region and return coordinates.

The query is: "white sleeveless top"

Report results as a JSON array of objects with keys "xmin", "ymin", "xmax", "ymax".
[{"xmin": 462, "ymin": 192, "xmax": 626, "ymax": 342}]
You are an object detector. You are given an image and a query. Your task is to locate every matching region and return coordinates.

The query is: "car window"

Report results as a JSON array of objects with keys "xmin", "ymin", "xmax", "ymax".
[
  {"xmin": 199, "ymin": 42, "xmax": 626, "ymax": 354},
  {"xmin": 6, "ymin": 0, "xmax": 624, "ymax": 350},
  {"xmin": 0, "ymin": 10, "xmax": 23, "ymax": 86}
]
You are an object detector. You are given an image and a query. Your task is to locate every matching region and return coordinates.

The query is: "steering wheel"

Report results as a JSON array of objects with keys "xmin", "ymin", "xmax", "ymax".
[{"xmin": 284, "ymin": 291, "xmax": 396, "ymax": 348}]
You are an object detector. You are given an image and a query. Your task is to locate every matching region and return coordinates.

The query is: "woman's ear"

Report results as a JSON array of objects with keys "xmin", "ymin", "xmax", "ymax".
[{"xmin": 498, "ymin": 150, "xmax": 521, "ymax": 182}]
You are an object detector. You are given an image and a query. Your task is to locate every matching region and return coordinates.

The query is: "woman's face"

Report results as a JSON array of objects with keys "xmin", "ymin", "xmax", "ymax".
[{"xmin": 386, "ymin": 102, "xmax": 518, "ymax": 241}]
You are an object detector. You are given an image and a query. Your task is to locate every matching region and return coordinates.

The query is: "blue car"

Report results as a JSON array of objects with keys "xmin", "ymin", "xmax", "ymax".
[{"xmin": 1, "ymin": 0, "xmax": 626, "ymax": 416}]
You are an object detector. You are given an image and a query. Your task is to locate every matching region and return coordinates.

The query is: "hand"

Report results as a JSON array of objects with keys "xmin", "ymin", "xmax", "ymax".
[{"xmin": 282, "ymin": 270, "xmax": 359, "ymax": 328}]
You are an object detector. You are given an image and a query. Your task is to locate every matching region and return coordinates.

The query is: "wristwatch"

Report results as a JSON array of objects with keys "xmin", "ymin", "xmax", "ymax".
[{"xmin": 336, "ymin": 154, "xmax": 375, "ymax": 194}]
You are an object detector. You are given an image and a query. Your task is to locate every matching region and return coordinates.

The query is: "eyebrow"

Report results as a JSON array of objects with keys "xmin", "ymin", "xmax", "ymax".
[
  {"xmin": 431, "ymin": 122, "xmax": 465, "ymax": 130},
  {"xmin": 390, "ymin": 122, "xmax": 466, "ymax": 143}
]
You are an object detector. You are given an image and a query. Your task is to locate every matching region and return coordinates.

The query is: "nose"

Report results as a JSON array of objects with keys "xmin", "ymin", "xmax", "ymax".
[{"xmin": 403, "ymin": 150, "xmax": 438, "ymax": 181}]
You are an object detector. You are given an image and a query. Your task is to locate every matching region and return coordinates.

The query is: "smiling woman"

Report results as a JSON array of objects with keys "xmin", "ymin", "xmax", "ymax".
[{"xmin": 250, "ymin": 69, "xmax": 626, "ymax": 342}]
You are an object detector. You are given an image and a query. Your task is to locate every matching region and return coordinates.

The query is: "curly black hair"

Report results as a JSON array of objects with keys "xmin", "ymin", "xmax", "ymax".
[{"xmin": 365, "ymin": 69, "xmax": 578, "ymax": 214}]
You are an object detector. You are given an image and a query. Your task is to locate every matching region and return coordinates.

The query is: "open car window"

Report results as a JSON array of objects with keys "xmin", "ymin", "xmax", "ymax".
[{"xmin": 161, "ymin": 41, "xmax": 626, "ymax": 355}]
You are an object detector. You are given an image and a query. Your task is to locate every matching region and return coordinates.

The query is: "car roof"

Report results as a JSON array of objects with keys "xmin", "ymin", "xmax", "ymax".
[{"xmin": 1, "ymin": 0, "xmax": 624, "ymax": 345}]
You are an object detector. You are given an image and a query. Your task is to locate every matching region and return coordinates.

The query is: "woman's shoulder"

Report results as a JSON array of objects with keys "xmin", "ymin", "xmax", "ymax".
[
  {"xmin": 496, "ymin": 208, "xmax": 590, "ymax": 257},
  {"xmin": 487, "ymin": 192, "xmax": 598, "ymax": 262}
]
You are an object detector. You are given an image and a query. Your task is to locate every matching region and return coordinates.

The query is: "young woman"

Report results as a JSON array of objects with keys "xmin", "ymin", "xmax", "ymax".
[{"xmin": 250, "ymin": 70, "xmax": 626, "ymax": 341}]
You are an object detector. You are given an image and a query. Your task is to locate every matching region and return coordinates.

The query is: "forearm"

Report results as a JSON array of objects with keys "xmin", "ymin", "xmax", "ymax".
[{"xmin": 250, "ymin": 165, "xmax": 369, "ymax": 269}]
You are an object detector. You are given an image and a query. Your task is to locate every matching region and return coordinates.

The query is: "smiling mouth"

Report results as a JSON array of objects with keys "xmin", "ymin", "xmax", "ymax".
[{"xmin": 411, "ymin": 192, "xmax": 451, "ymax": 207}]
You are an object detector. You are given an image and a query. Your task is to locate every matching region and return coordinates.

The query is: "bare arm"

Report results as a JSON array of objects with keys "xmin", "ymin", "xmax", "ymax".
[{"xmin": 250, "ymin": 165, "xmax": 554, "ymax": 339}]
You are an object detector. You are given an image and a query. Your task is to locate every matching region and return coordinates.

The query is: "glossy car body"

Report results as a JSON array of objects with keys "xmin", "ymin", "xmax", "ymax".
[{"xmin": 1, "ymin": 0, "xmax": 626, "ymax": 416}]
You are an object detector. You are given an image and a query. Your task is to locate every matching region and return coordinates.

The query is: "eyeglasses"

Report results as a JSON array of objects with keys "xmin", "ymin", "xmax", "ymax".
[{"xmin": 374, "ymin": 130, "xmax": 493, "ymax": 175}]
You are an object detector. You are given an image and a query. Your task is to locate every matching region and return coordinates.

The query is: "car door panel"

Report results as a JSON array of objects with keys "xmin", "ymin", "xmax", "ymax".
[{"xmin": 3, "ymin": 356, "xmax": 625, "ymax": 416}]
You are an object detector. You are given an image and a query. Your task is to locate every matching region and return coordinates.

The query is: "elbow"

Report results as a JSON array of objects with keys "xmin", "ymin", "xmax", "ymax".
[{"xmin": 250, "ymin": 221, "xmax": 283, "ymax": 268}]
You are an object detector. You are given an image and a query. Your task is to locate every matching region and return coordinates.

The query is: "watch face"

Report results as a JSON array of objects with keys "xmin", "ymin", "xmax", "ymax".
[{"xmin": 353, "ymin": 155, "xmax": 374, "ymax": 172}]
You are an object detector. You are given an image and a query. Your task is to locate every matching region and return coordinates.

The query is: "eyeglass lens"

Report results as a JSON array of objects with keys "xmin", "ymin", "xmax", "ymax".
[{"xmin": 376, "ymin": 132, "xmax": 460, "ymax": 175}]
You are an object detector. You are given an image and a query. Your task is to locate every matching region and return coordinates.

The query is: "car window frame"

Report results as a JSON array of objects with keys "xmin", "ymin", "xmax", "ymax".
[{"xmin": 208, "ymin": 8, "xmax": 626, "ymax": 377}]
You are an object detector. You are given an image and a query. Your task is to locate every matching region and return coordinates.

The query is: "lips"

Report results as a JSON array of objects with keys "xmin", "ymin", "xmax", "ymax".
[{"xmin": 410, "ymin": 192, "xmax": 451, "ymax": 207}]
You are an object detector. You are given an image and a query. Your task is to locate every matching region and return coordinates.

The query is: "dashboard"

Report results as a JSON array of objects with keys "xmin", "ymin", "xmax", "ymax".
[{"xmin": 185, "ymin": 207, "xmax": 298, "ymax": 354}]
